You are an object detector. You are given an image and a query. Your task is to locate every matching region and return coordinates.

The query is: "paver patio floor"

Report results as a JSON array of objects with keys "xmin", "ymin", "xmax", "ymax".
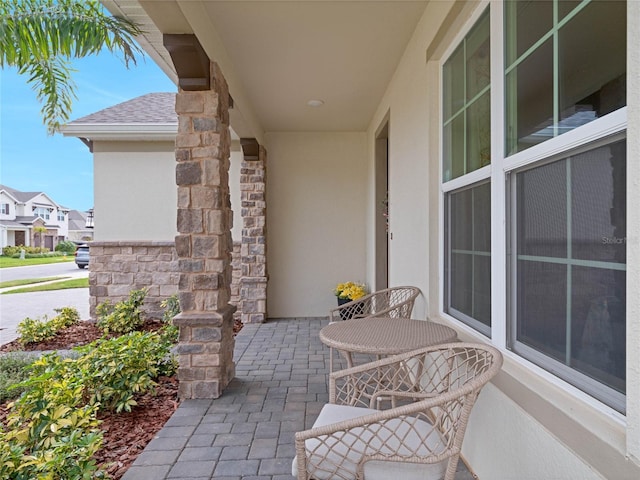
[{"xmin": 121, "ymin": 317, "xmax": 475, "ymax": 480}]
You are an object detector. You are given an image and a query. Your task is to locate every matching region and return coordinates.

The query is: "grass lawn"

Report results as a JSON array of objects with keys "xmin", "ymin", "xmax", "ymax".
[
  {"xmin": 0, "ymin": 277, "xmax": 67, "ymax": 289},
  {"xmin": 0, "ymin": 256, "xmax": 75, "ymax": 268},
  {"xmin": 2, "ymin": 277, "xmax": 89, "ymax": 294}
]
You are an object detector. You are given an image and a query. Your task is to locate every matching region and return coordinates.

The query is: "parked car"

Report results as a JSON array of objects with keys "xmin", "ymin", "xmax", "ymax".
[{"xmin": 74, "ymin": 244, "xmax": 89, "ymax": 269}]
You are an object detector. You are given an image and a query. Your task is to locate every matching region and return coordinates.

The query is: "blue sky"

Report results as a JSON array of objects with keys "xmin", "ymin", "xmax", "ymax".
[{"xmin": 0, "ymin": 49, "xmax": 176, "ymax": 212}]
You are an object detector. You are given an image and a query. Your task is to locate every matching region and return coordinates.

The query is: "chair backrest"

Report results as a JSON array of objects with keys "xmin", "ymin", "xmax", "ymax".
[
  {"xmin": 306, "ymin": 343, "xmax": 503, "ymax": 480},
  {"xmin": 331, "ymin": 343, "xmax": 502, "ymax": 411},
  {"xmin": 369, "ymin": 286, "xmax": 420, "ymax": 318}
]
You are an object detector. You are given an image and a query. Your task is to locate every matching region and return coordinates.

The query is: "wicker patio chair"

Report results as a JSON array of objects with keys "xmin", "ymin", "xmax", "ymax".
[
  {"xmin": 293, "ymin": 342, "xmax": 503, "ymax": 480},
  {"xmin": 329, "ymin": 286, "xmax": 420, "ymax": 323}
]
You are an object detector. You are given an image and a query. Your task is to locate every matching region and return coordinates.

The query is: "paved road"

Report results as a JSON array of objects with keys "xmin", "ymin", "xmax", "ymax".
[
  {"xmin": 0, "ymin": 260, "xmax": 87, "ymax": 282},
  {"xmin": 0, "ymin": 262, "xmax": 90, "ymax": 346}
]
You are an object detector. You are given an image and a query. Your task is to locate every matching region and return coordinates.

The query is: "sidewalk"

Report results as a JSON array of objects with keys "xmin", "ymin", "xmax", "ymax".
[
  {"xmin": 0, "ymin": 275, "xmax": 90, "ymax": 346},
  {"xmin": 121, "ymin": 317, "xmax": 475, "ymax": 480}
]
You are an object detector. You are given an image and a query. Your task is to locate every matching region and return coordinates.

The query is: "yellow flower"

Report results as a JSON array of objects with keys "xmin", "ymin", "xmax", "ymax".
[{"xmin": 334, "ymin": 281, "xmax": 367, "ymax": 300}]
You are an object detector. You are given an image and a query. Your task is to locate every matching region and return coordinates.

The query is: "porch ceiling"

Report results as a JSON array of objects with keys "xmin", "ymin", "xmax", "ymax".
[{"xmin": 103, "ymin": 0, "xmax": 430, "ymax": 138}]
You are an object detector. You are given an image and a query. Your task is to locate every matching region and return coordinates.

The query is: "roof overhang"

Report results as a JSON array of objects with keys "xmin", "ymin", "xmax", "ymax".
[
  {"xmin": 60, "ymin": 123, "xmax": 178, "ymax": 142},
  {"xmin": 102, "ymin": 0, "xmax": 431, "ymax": 141}
]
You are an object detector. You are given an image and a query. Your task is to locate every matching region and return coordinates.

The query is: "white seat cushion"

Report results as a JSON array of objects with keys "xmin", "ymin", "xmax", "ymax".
[{"xmin": 292, "ymin": 404, "xmax": 447, "ymax": 480}]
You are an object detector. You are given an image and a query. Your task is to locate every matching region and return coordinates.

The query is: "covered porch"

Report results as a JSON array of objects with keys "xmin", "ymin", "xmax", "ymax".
[{"xmin": 121, "ymin": 317, "xmax": 475, "ymax": 480}]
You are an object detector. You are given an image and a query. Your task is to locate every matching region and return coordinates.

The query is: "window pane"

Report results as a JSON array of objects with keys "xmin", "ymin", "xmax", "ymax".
[
  {"xmin": 505, "ymin": 0, "xmax": 553, "ymax": 67},
  {"xmin": 443, "ymin": 114, "xmax": 465, "ymax": 182},
  {"xmin": 443, "ymin": 7, "xmax": 490, "ymax": 182},
  {"xmin": 517, "ymin": 260, "xmax": 567, "ymax": 363},
  {"xmin": 571, "ymin": 140, "xmax": 626, "ymax": 263},
  {"xmin": 512, "ymin": 138, "xmax": 627, "ymax": 411},
  {"xmin": 450, "ymin": 188, "xmax": 472, "ymax": 251},
  {"xmin": 516, "ymin": 159, "xmax": 567, "ymax": 258},
  {"xmin": 559, "ymin": 1, "xmax": 626, "ymax": 127},
  {"xmin": 474, "ymin": 255, "xmax": 492, "ymax": 327},
  {"xmin": 443, "ymin": 44, "xmax": 465, "ymax": 121},
  {"xmin": 505, "ymin": 0, "xmax": 627, "ymax": 157},
  {"xmin": 506, "ymin": 38, "xmax": 554, "ymax": 155},
  {"xmin": 466, "ymin": 10, "xmax": 490, "ymax": 100},
  {"xmin": 446, "ymin": 182, "xmax": 491, "ymax": 333},
  {"xmin": 572, "ymin": 266, "xmax": 625, "ymax": 395},
  {"xmin": 557, "ymin": 1, "xmax": 582, "ymax": 21},
  {"xmin": 467, "ymin": 91, "xmax": 491, "ymax": 172},
  {"xmin": 451, "ymin": 252, "xmax": 472, "ymax": 316}
]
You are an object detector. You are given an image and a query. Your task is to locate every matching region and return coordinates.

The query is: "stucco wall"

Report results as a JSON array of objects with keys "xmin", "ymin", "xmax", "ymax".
[
  {"xmin": 366, "ymin": 0, "xmax": 640, "ymax": 479},
  {"xmin": 264, "ymin": 132, "xmax": 367, "ymax": 318},
  {"xmin": 93, "ymin": 141, "xmax": 178, "ymax": 242}
]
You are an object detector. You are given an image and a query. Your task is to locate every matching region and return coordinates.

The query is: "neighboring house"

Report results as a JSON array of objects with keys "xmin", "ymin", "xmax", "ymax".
[
  {"xmin": 67, "ymin": 209, "xmax": 94, "ymax": 243},
  {"xmin": 0, "ymin": 184, "xmax": 70, "ymax": 251},
  {"xmin": 86, "ymin": 2, "xmax": 638, "ymax": 479}
]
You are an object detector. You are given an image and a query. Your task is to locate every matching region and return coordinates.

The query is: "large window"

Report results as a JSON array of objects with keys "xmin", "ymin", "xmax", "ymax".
[
  {"xmin": 441, "ymin": 0, "xmax": 627, "ymax": 412},
  {"xmin": 442, "ymin": 8, "xmax": 491, "ymax": 335},
  {"xmin": 34, "ymin": 207, "xmax": 50, "ymax": 220},
  {"xmin": 510, "ymin": 137, "xmax": 626, "ymax": 412}
]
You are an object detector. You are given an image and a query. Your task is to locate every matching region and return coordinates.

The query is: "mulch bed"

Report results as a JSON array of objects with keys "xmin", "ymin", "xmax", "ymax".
[{"xmin": 0, "ymin": 318, "xmax": 244, "ymax": 479}]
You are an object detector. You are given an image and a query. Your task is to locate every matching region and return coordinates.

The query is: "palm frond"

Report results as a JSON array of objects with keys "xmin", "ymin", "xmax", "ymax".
[{"xmin": 0, "ymin": 0, "xmax": 145, "ymax": 133}]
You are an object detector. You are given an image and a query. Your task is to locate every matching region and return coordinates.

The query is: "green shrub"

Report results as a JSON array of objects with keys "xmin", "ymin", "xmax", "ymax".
[
  {"xmin": 96, "ymin": 288, "xmax": 147, "ymax": 334},
  {"xmin": 2, "ymin": 245, "xmax": 51, "ymax": 257},
  {"xmin": 160, "ymin": 294, "xmax": 180, "ymax": 344},
  {"xmin": 0, "ymin": 355, "xmax": 34, "ymax": 403},
  {"xmin": 74, "ymin": 331, "xmax": 174, "ymax": 412},
  {"xmin": 55, "ymin": 240, "xmax": 76, "ymax": 253},
  {"xmin": 2, "ymin": 246, "xmax": 21, "ymax": 257},
  {"xmin": 1, "ymin": 354, "xmax": 103, "ymax": 480},
  {"xmin": 22, "ymin": 251, "xmax": 63, "ymax": 258},
  {"xmin": 0, "ymin": 326, "xmax": 176, "ymax": 479},
  {"xmin": 16, "ymin": 307, "xmax": 80, "ymax": 345}
]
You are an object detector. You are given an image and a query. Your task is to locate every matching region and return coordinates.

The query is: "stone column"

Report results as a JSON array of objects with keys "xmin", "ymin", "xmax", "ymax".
[
  {"xmin": 172, "ymin": 61, "xmax": 236, "ymax": 399},
  {"xmin": 240, "ymin": 145, "xmax": 268, "ymax": 323}
]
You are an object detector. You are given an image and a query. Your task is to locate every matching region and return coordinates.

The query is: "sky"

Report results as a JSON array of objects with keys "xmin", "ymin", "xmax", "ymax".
[{"xmin": 0, "ymin": 48, "xmax": 177, "ymax": 212}]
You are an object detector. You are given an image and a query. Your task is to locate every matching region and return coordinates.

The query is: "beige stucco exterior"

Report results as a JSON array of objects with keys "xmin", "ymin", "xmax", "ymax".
[
  {"xmin": 92, "ymin": 141, "xmax": 178, "ymax": 242},
  {"xmin": 264, "ymin": 132, "xmax": 367, "ymax": 318}
]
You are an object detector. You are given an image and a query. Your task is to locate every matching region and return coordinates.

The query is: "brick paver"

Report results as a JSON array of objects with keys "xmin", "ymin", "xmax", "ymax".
[{"xmin": 121, "ymin": 317, "xmax": 474, "ymax": 480}]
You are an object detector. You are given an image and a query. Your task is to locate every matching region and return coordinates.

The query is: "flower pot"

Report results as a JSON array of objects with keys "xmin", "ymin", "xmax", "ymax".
[{"xmin": 337, "ymin": 297, "xmax": 366, "ymax": 320}]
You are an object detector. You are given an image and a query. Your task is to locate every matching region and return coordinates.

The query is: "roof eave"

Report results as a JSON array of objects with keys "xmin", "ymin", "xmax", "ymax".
[{"xmin": 59, "ymin": 123, "xmax": 178, "ymax": 142}]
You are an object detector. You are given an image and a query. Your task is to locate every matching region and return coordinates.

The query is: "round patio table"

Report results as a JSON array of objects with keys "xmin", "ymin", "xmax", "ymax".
[{"xmin": 320, "ymin": 317, "xmax": 458, "ymax": 371}]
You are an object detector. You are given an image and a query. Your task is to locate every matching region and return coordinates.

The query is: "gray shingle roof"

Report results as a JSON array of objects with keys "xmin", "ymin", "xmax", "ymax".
[
  {"xmin": 68, "ymin": 92, "xmax": 177, "ymax": 125},
  {"xmin": 0, "ymin": 184, "xmax": 40, "ymax": 203}
]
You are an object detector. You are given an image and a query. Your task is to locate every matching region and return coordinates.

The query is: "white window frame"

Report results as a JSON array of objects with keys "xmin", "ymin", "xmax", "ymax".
[
  {"xmin": 0, "ymin": 203, "xmax": 9, "ymax": 215},
  {"xmin": 440, "ymin": 2, "xmax": 493, "ymax": 337},
  {"xmin": 439, "ymin": 0, "xmax": 627, "ymax": 415}
]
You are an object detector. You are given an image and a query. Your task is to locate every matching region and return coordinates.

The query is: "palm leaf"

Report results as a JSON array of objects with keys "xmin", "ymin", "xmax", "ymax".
[{"xmin": 0, "ymin": 0, "xmax": 145, "ymax": 133}]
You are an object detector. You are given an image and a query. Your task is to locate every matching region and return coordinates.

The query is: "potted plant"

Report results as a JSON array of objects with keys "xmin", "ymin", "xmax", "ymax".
[{"xmin": 334, "ymin": 281, "xmax": 368, "ymax": 319}]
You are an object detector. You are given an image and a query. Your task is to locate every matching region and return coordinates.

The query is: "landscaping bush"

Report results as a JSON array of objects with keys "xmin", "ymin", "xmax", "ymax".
[
  {"xmin": 1, "ymin": 245, "xmax": 50, "ymax": 257},
  {"xmin": 0, "ymin": 354, "xmax": 103, "ymax": 480},
  {"xmin": 16, "ymin": 307, "xmax": 80, "ymax": 345},
  {"xmin": 160, "ymin": 294, "xmax": 180, "ymax": 344},
  {"xmin": 54, "ymin": 240, "xmax": 76, "ymax": 254},
  {"xmin": 0, "ymin": 327, "xmax": 176, "ymax": 479},
  {"xmin": 74, "ymin": 332, "xmax": 174, "ymax": 412},
  {"xmin": 96, "ymin": 288, "xmax": 147, "ymax": 334},
  {"xmin": 0, "ymin": 354, "xmax": 34, "ymax": 403}
]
